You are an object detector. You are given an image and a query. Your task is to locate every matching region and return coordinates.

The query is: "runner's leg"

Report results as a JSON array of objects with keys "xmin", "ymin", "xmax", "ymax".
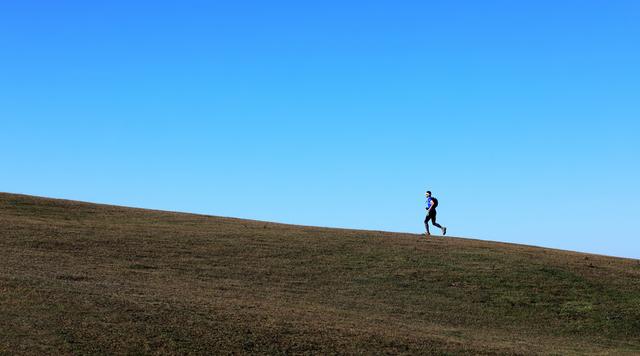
[
  {"xmin": 431, "ymin": 211, "xmax": 443, "ymax": 229},
  {"xmin": 424, "ymin": 214, "xmax": 430, "ymax": 234}
]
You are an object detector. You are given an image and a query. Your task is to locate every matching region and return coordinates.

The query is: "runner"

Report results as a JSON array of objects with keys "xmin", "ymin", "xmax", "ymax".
[{"xmin": 424, "ymin": 191, "xmax": 447, "ymax": 236}]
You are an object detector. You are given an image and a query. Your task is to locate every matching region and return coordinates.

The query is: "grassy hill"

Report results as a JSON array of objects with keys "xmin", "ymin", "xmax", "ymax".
[{"xmin": 1, "ymin": 193, "xmax": 639, "ymax": 355}]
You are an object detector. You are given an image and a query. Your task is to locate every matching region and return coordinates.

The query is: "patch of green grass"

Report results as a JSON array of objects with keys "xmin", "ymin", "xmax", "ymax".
[{"xmin": 560, "ymin": 301, "xmax": 594, "ymax": 318}]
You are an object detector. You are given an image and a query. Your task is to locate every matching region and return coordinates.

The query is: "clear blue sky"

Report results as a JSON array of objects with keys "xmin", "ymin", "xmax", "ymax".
[{"xmin": 2, "ymin": 1, "xmax": 639, "ymax": 258}]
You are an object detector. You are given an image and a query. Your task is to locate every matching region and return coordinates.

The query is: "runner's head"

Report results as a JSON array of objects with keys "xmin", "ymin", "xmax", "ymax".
[{"xmin": 425, "ymin": 191, "xmax": 432, "ymax": 198}]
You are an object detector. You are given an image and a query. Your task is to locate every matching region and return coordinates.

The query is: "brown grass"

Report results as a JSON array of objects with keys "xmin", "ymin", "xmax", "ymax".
[{"xmin": 1, "ymin": 192, "xmax": 639, "ymax": 355}]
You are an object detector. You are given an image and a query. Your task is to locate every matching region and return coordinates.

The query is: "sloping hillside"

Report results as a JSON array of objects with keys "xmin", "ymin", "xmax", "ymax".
[{"xmin": 1, "ymin": 193, "xmax": 639, "ymax": 354}]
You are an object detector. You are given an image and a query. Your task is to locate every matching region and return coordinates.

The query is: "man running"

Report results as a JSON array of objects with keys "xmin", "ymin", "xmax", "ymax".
[{"xmin": 425, "ymin": 191, "xmax": 447, "ymax": 236}]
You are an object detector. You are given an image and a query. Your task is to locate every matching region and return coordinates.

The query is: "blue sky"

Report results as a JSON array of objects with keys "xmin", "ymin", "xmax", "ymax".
[{"xmin": 1, "ymin": 1, "xmax": 639, "ymax": 258}]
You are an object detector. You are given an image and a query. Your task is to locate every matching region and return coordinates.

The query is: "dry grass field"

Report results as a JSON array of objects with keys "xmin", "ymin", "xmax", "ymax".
[{"xmin": 1, "ymin": 192, "xmax": 639, "ymax": 354}]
